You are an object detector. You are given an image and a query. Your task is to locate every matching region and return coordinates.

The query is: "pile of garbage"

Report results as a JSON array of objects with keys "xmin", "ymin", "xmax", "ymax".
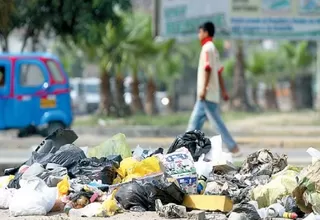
[{"xmin": 0, "ymin": 129, "xmax": 319, "ymax": 220}]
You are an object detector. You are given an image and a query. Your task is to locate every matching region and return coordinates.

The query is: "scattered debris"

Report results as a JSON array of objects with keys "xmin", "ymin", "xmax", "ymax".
[{"xmin": 1, "ymin": 129, "xmax": 319, "ymax": 219}]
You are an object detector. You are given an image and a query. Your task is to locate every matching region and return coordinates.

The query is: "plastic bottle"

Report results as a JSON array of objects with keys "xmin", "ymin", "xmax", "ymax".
[
  {"xmin": 197, "ymin": 175, "xmax": 207, "ymax": 194},
  {"xmin": 282, "ymin": 212, "xmax": 298, "ymax": 219},
  {"xmin": 257, "ymin": 208, "xmax": 268, "ymax": 219},
  {"xmin": 267, "ymin": 203, "xmax": 285, "ymax": 217}
]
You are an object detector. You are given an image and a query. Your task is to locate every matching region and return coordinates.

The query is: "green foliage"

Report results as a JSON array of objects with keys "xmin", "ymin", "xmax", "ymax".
[
  {"xmin": 52, "ymin": 41, "xmax": 84, "ymax": 77},
  {"xmin": 280, "ymin": 41, "xmax": 313, "ymax": 78},
  {"xmin": 214, "ymin": 39, "xmax": 224, "ymax": 55},
  {"xmin": 247, "ymin": 51, "xmax": 267, "ymax": 76},
  {"xmin": 47, "ymin": 0, "xmax": 131, "ymax": 45},
  {"xmin": 223, "ymin": 58, "xmax": 236, "ymax": 78}
]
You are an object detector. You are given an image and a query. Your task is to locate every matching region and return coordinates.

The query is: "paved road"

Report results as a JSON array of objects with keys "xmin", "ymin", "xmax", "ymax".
[{"xmin": 0, "ymin": 134, "xmax": 313, "ymax": 166}]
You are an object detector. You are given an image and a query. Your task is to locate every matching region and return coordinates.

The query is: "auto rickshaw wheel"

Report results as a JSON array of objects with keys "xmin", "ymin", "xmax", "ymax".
[
  {"xmin": 42, "ymin": 121, "xmax": 65, "ymax": 137},
  {"xmin": 17, "ymin": 125, "xmax": 37, "ymax": 138}
]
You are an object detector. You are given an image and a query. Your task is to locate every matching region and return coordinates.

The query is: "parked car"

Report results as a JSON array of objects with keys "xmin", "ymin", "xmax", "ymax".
[
  {"xmin": 0, "ymin": 53, "xmax": 73, "ymax": 137},
  {"xmin": 123, "ymin": 76, "xmax": 170, "ymax": 113},
  {"xmin": 70, "ymin": 77, "xmax": 100, "ymax": 114}
]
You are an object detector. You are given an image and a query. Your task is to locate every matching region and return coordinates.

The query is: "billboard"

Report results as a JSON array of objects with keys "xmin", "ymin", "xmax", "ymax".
[{"xmin": 159, "ymin": 0, "xmax": 320, "ymax": 39}]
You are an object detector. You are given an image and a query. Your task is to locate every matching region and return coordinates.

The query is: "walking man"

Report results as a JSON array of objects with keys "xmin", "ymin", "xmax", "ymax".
[{"xmin": 187, "ymin": 21, "xmax": 241, "ymax": 156}]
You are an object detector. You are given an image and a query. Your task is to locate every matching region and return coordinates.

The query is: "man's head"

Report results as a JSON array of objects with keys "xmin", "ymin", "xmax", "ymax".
[{"xmin": 198, "ymin": 21, "xmax": 215, "ymax": 41}]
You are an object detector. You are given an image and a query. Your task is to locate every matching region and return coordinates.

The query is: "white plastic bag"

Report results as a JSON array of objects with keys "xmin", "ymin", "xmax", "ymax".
[
  {"xmin": 307, "ymin": 147, "xmax": 320, "ymax": 164},
  {"xmin": 0, "ymin": 188, "xmax": 16, "ymax": 209},
  {"xmin": 205, "ymin": 135, "xmax": 233, "ymax": 164},
  {"xmin": 194, "ymin": 154, "xmax": 213, "ymax": 178},
  {"xmin": 304, "ymin": 213, "xmax": 320, "ymax": 220},
  {"xmin": 0, "ymin": 176, "xmax": 14, "ymax": 188},
  {"xmin": 9, "ymin": 177, "xmax": 57, "ymax": 216}
]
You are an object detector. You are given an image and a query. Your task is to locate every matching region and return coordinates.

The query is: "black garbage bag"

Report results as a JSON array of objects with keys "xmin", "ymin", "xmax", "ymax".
[
  {"xmin": 27, "ymin": 144, "xmax": 86, "ymax": 170},
  {"xmin": 167, "ymin": 130, "xmax": 211, "ymax": 161},
  {"xmin": 105, "ymin": 155, "xmax": 123, "ymax": 164},
  {"xmin": 7, "ymin": 144, "xmax": 85, "ymax": 189},
  {"xmin": 144, "ymin": 180, "xmax": 185, "ymax": 211},
  {"xmin": 7, "ymin": 173, "xmax": 23, "ymax": 189},
  {"xmin": 115, "ymin": 179, "xmax": 185, "ymax": 212},
  {"xmin": 48, "ymin": 144, "xmax": 86, "ymax": 169},
  {"xmin": 228, "ymin": 202, "xmax": 261, "ymax": 220},
  {"xmin": 69, "ymin": 191, "xmax": 94, "ymax": 202},
  {"xmin": 132, "ymin": 147, "xmax": 164, "ymax": 161},
  {"xmin": 149, "ymin": 148, "xmax": 164, "ymax": 157},
  {"xmin": 115, "ymin": 181, "xmax": 150, "ymax": 211},
  {"xmin": 70, "ymin": 157, "xmax": 119, "ymax": 185},
  {"xmin": 4, "ymin": 129, "xmax": 78, "ymax": 176},
  {"xmin": 280, "ymin": 196, "xmax": 305, "ymax": 218}
]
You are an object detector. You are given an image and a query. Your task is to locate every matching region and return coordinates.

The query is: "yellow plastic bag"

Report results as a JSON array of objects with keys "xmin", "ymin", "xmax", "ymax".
[
  {"xmin": 112, "ymin": 176, "xmax": 122, "ymax": 185},
  {"xmin": 57, "ymin": 176, "xmax": 69, "ymax": 197},
  {"xmin": 97, "ymin": 189, "xmax": 122, "ymax": 217},
  {"xmin": 88, "ymin": 133, "xmax": 132, "ymax": 159},
  {"xmin": 117, "ymin": 157, "xmax": 137, "ymax": 178},
  {"xmin": 137, "ymin": 156, "xmax": 161, "ymax": 175},
  {"xmin": 118, "ymin": 156, "xmax": 161, "ymax": 182},
  {"xmin": 0, "ymin": 175, "xmax": 14, "ymax": 188}
]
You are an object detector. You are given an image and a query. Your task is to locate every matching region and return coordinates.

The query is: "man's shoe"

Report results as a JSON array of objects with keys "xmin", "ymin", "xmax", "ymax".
[{"xmin": 231, "ymin": 146, "xmax": 242, "ymax": 158}]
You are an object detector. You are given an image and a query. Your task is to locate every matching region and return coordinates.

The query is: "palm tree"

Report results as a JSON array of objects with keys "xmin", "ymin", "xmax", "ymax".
[
  {"xmin": 280, "ymin": 41, "xmax": 313, "ymax": 108},
  {"xmin": 142, "ymin": 39, "xmax": 179, "ymax": 115},
  {"xmin": 246, "ymin": 50, "xmax": 268, "ymax": 109},
  {"xmin": 81, "ymin": 24, "xmax": 118, "ymax": 117},
  {"xmin": 120, "ymin": 12, "xmax": 158, "ymax": 114},
  {"xmin": 232, "ymin": 40, "xmax": 253, "ymax": 111},
  {"xmin": 102, "ymin": 21, "xmax": 131, "ymax": 116},
  {"xmin": 0, "ymin": 0, "xmax": 15, "ymax": 51}
]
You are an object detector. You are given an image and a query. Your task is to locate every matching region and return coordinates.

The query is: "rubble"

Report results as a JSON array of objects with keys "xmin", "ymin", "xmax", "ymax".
[{"xmin": 0, "ymin": 128, "xmax": 319, "ymax": 219}]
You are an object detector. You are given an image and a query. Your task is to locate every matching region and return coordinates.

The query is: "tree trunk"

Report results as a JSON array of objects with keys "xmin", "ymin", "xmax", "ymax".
[
  {"xmin": 31, "ymin": 31, "xmax": 40, "ymax": 52},
  {"xmin": 1, "ymin": 35, "xmax": 9, "ymax": 52},
  {"xmin": 168, "ymin": 81, "xmax": 179, "ymax": 112},
  {"xmin": 231, "ymin": 40, "xmax": 253, "ymax": 111},
  {"xmin": 20, "ymin": 36, "xmax": 29, "ymax": 52},
  {"xmin": 145, "ymin": 77, "xmax": 157, "ymax": 115},
  {"xmin": 252, "ymin": 85, "xmax": 262, "ymax": 111},
  {"xmin": 98, "ymin": 69, "xmax": 116, "ymax": 116},
  {"xmin": 115, "ymin": 73, "xmax": 131, "ymax": 117},
  {"xmin": 131, "ymin": 69, "xmax": 144, "ymax": 114},
  {"xmin": 252, "ymin": 85, "xmax": 258, "ymax": 106},
  {"xmin": 265, "ymin": 86, "xmax": 278, "ymax": 110},
  {"xmin": 290, "ymin": 79, "xmax": 297, "ymax": 109}
]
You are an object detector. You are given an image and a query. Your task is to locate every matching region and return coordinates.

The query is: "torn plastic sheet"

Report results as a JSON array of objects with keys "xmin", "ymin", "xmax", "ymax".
[
  {"xmin": 205, "ymin": 173, "xmax": 251, "ymax": 204},
  {"xmin": 240, "ymin": 149, "xmax": 287, "ymax": 177},
  {"xmin": 227, "ymin": 202, "xmax": 261, "ymax": 220}
]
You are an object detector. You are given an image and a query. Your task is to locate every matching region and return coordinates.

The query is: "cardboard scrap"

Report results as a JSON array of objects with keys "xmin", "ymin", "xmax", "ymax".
[{"xmin": 183, "ymin": 195, "xmax": 233, "ymax": 212}]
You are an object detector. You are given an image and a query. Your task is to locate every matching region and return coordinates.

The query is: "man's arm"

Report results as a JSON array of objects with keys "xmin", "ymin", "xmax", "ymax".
[{"xmin": 218, "ymin": 67, "xmax": 229, "ymax": 101}]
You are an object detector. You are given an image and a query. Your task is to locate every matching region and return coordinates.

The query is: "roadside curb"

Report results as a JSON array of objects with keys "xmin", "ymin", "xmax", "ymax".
[
  {"xmin": 72, "ymin": 127, "xmax": 320, "ymax": 148},
  {"xmin": 73, "ymin": 125, "xmax": 320, "ymax": 138}
]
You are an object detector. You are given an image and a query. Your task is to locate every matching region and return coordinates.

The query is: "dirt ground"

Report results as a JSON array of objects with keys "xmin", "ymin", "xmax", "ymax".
[{"xmin": 0, "ymin": 210, "xmax": 179, "ymax": 220}]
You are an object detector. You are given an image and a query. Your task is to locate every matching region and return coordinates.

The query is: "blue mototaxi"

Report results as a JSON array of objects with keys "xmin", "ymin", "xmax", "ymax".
[{"xmin": 0, "ymin": 53, "xmax": 73, "ymax": 136}]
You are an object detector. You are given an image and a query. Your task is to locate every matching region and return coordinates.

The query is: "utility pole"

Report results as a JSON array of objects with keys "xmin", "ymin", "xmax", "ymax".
[
  {"xmin": 316, "ymin": 41, "xmax": 320, "ymax": 110},
  {"xmin": 153, "ymin": 0, "xmax": 160, "ymax": 38}
]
